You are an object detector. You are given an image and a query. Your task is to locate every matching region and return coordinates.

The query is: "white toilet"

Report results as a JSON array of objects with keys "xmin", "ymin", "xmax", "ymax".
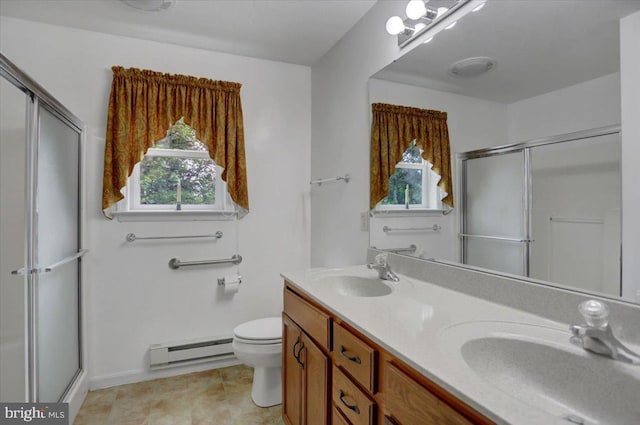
[{"xmin": 232, "ymin": 317, "xmax": 283, "ymax": 407}]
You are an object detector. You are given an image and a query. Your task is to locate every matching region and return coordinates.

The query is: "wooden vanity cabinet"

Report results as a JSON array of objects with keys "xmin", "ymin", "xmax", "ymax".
[
  {"xmin": 283, "ymin": 281, "xmax": 493, "ymax": 425},
  {"xmin": 283, "ymin": 290, "xmax": 331, "ymax": 425}
]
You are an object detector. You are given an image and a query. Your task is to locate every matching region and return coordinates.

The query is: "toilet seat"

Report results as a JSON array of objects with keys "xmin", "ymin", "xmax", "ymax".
[
  {"xmin": 233, "ymin": 317, "xmax": 282, "ymax": 345},
  {"xmin": 234, "ymin": 336, "xmax": 281, "ymax": 345}
]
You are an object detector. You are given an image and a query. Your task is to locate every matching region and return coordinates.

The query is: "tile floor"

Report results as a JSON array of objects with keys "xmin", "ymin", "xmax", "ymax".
[{"xmin": 73, "ymin": 365, "xmax": 284, "ymax": 425}]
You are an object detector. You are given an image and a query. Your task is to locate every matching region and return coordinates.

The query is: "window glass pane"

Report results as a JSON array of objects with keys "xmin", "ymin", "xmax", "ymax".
[
  {"xmin": 154, "ymin": 118, "xmax": 207, "ymax": 152},
  {"xmin": 401, "ymin": 145, "xmax": 423, "ymax": 164},
  {"xmin": 140, "ymin": 156, "xmax": 215, "ymax": 205},
  {"xmin": 381, "ymin": 168, "xmax": 423, "ymax": 205}
]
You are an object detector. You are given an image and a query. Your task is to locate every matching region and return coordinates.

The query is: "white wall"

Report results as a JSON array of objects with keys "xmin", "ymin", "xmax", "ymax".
[
  {"xmin": 310, "ymin": 1, "xmax": 413, "ymax": 267},
  {"xmin": 621, "ymin": 10, "xmax": 640, "ymax": 301},
  {"xmin": 367, "ymin": 79, "xmax": 507, "ymax": 261},
  {"xmin": 0, "ymin": 17, "xmax": 311, "ymax": 387},
  {"xmin": 507, "ymin": 73, "xmax": 621, "ymax": 142}
]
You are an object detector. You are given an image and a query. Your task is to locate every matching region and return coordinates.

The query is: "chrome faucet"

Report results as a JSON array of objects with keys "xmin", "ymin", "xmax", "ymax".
[
  {"xmin": 569, "ymin": 299, "xmax": 640, "ymax": 365},
  {"xmin": 367, "ymin": 253, "xmax": 400, "ymax": 282}
]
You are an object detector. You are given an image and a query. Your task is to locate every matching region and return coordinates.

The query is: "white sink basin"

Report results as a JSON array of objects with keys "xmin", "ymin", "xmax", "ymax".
[
  {"xmin": 439, "ymin": 321, "xmax": 640, "ymax": 425},
  {"xmin": 315, "ymin": 275, "xmax": 393, "ymax": 297}
]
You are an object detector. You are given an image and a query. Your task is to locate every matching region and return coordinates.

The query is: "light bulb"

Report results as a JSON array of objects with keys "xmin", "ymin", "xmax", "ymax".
[
  {"xmin": 406, "ymin": 0, "xmax": 427, "ymax": 20},
  {"xmin": 414, "ymin": 22, "xmax": 426, "ymax": 32},
  {"xmin": 445, "ymin": 21, "xmax": 457, "ymax": 30},
  {"xmin": 437, "ymin": 7, "xmax": 449, "ymax": 18},
  {"xmin": 386, "ymin": 16, "xmax": 406, "ymax": 35}
]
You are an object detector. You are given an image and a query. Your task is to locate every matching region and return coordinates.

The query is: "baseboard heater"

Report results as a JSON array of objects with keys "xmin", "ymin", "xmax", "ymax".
[{"xmin": 149, "ymin": 336, "xmax": 235, "ymax": 370}]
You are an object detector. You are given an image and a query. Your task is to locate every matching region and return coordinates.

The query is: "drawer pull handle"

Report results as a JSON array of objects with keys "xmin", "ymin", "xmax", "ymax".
[
  {"xmin": 338, "ymin": 390, "xmax": 360, "ymax": 414},
  {"xmin": 339, "ymin": 345, "xmax": 362, "ymax": 364}
]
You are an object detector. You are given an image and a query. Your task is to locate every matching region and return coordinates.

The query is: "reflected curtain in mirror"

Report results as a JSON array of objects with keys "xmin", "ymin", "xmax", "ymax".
[
  {"xmin": 101, "ymin": 66, "xmax": 248, "ymax": 218},
  {"xmin": 370, "ymin": 103, "xmax": 453, "ymax": 209}
]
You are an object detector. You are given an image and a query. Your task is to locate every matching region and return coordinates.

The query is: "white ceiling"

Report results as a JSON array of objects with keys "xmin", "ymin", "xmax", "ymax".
[
  {"xmin": 0, "ymin": 0, "xmax": 377, "ymax": 66},
  {"xmin": 373, "ymin": 0, "xmax": 640, "ymax": 103}
]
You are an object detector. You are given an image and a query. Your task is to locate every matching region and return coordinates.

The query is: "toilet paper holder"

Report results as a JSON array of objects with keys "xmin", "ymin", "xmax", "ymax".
[{"xmin": 218, "ymin": 275, "xmax": 243, "ymax": 286}]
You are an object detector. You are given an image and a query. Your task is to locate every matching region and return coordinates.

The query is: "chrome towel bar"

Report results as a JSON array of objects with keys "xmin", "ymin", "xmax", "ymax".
[
  {"xmin": 550, "ymin": 217, "xmax": 603, "ymax": 224},
  {"xmin": 458, "ymin": 233, "xmax": 533, "ymax": 243},
  {"xmin": 310, "ymin": 174, "xmax": 350, "ymax": 185},
  {"xmin": 168, "ymin": 254, "xmax": 242, "ymax": 270},
  {"xmin": 383, "ymin": 225, "xmax": 441, "ymax": 232},
  {"xmin": 372, "ymin": 244, "xmax": 417, "ymax": 254},
  {"xmin": 126, "ymin": 231, "xmax": 223, "ymax": 242}
]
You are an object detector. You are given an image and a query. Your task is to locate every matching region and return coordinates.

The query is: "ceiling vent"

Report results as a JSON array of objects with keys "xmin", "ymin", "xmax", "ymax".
[
  {"xmin": 448, "ymin": 56, "xmax": 496, "ymax": 78},
  {"xmin": 121, "ymin": 0, "xmax": 175, "ymax": 12}
]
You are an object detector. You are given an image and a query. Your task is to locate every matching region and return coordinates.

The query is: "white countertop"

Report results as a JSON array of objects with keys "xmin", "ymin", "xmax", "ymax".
[{"xmin": 281, "ymin": 265, "xmax": 640, "ymax": 425}]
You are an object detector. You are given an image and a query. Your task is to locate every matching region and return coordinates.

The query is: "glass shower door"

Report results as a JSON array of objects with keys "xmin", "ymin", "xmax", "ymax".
[
  {"xmin": 529, "ymin": 134, "xmax": 621, "ymax": 296},
  {"xmin": 462, "ymin": 150, "xmax": 528, "ymax": 276},
  {"xmin": 35, "ymin": 106, "xmax": 82, "ymax": 401},
  {"xmin": 0, "ymin": 73, "xmax": 29, "ymax": 402}
]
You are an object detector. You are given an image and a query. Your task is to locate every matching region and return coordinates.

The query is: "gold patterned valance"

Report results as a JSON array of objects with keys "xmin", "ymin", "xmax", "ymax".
[
  {"xmin": 370, "ymin": 102, "xmax": 453, "ymax": 209},
  {"xmin": 102, "ymin": 66, "xmax": 248, "ymax": 218}
]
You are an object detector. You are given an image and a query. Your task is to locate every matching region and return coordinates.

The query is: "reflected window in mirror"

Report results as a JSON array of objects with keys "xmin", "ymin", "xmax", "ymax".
[{"xmin": 377, "ymin": 142, "xmax": 444, "ymax": 211}]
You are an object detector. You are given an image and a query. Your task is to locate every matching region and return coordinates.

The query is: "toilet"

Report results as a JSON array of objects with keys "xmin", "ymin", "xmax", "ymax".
[{"xmin": 232, "ymin": 317, "xmax": 283, "ymax": 407}]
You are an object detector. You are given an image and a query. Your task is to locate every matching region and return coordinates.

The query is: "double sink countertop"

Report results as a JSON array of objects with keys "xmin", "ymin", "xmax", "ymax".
[{"xmin": 282, "ymin": 262, "xmax": 640, "ymax": 425}]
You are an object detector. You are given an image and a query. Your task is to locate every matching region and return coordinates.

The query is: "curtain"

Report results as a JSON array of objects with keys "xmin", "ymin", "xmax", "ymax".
[
  {"xmin": 102, "ymin": 66, "xmax": 248, "ymax": 218},
  {"xmin": 370, "ymin": 102, "xmax": 453, "ymax": 210}
]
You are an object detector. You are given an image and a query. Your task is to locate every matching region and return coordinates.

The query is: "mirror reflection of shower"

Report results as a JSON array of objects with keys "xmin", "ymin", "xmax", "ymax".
[{"xmin": 460, "ymin": 128, "xmax": 621, "ymax": 298}]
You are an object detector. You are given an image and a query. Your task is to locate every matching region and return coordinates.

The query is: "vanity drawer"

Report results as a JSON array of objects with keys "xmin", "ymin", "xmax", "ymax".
[
  {"xmin": 333, "ymin": 322, "xmax": 376, "ymax": 392},
  {"xmin": 383, "ymin": 362, "xmax": 472, "ymax": 425},
  {"xmin": 333, "ymin": 365, "xmax": 376, "ymax": 425},
  {"xmin": 284, "ymin": 286, "xmax": 331, "ymax": 350}
]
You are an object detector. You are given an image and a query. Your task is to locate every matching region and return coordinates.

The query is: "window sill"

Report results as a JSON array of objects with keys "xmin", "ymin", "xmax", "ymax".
[
  {"xmin": 371, "ymin": 208, "xmax": 452, "ymax": 218},
  {"xmin": 113, "ymin": 210, "xmax": 238, "ymax": 222}
]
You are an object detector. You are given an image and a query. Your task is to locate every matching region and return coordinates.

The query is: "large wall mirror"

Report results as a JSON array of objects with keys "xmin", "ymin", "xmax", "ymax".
[{"xmin": 368, "ymin": 0, "xmax": 640, "ymax": 303}]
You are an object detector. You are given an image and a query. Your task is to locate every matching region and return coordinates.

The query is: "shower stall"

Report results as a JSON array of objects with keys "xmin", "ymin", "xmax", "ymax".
[
  {"xmin": 458, "ymin": 126, "xmax": 622, "ymax": 297},
  {"xmin": 0, "ymin": 53, "xmax": 85, "ymax": 403}
]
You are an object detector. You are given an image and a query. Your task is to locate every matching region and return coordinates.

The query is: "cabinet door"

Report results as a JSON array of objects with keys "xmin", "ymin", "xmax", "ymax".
[
  {"xmin": 300, "ymin": 332, "xmax": 329, "ymax": 425},
  {"xmin": 283, "ymin": 314, "xmax": 302, "ymax": 425}
]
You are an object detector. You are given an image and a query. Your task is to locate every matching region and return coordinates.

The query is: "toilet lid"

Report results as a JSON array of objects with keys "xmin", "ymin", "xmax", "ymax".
[{"xmin": 233, "ymin": 317, "xmax": 282, "ymax": 341}]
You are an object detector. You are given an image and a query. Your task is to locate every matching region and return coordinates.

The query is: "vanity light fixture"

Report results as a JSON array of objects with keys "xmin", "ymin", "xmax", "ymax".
[
  {"xmin": 406, "ymin": 0, "xmax": 429, "ymax": 20},
  {"xmin": 386, "ymin": 0, "xmax": 474, "ymax": 48}
]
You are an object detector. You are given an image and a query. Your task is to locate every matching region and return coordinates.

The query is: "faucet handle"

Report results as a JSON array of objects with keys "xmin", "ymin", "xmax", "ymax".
[
  {"xmin": 373, "ymin": 252, "xmax": 388, "ymax": 266},
  {"xmin": 578, "ymin": 299, "xmax": 610, "ymax": 328}
]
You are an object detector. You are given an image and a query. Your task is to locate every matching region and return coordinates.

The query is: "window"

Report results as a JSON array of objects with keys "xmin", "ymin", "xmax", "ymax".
[
  {"xmin": 123, "ymin": 119, "xmax": 229, "ymax": 213},
  {"xmin": 376, "ymin": 142, "xmax": 444, "ymax": 211}
]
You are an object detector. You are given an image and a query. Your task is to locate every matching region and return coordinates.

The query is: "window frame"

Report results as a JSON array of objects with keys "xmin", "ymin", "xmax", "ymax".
[
  {"xmin": 375, "ymin": 159, "xmax": 442, "ymax": 211},
  {"xmin": 125, "ymin": 147, "xmax": 228, "ymax": 213}
]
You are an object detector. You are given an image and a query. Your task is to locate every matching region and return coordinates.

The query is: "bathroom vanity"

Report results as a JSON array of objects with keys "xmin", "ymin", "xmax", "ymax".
[
  {"xmin": 281, "ymin": 252, "xmax": 640, "ymax": 425},
  {"xmin": 282, "ymin": 279, "xmax": 487, "ymax": 425}
]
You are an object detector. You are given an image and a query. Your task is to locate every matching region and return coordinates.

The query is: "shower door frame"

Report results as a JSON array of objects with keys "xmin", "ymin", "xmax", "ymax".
[
  {"xmin": 457, "ymin": 124, "xmax": 621, "ymax": 278},
  {"xmin": 1, "ymin": 53, "xmax": 85, "ymax": 402}
]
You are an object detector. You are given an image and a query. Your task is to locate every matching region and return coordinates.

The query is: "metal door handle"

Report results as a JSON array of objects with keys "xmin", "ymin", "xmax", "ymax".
[
  {"xmin": 296, "ymin": 342, "xmax": 305, "ymax": 368},
  {"xmin": 292, "ymin": 336, "xmax": 300, "ymax": 362}
]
